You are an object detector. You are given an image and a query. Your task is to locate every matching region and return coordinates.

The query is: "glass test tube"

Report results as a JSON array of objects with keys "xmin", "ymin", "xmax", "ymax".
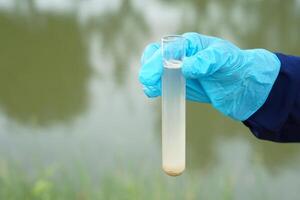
[{"xmin": 161, "ymin": 35, "xmax": 186, "ymax": 176}]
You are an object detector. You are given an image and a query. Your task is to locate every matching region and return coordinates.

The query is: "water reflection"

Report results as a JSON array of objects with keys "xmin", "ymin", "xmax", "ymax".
[
  {"xmin": 85, "ymin": 0, "xmax": 149, "ymax": 85},
  {"xmin": 160, "ymin": 0, "xmax": 300, "ymax": 54},
  {"xmin": 0, "ymin": 14, "xmax": 89, "ymax": 125},
  {"xmin": 0, "ymin": 0, "xmax": 158, "ymax": 178},
  {"xmin": 0, "ymin": 0, "xmax": 299, "ymax": 194}
]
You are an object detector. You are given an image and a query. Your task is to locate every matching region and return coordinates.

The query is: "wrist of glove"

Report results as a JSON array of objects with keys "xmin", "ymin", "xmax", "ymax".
[{"xmin": 139, "ymin": 32, "xmax": 281, "ymax": 121}]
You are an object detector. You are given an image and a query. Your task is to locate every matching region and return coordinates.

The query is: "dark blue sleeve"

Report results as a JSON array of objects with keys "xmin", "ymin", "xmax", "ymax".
[{"xmin": 243, "ymin": 53, "xmax": 300, "ymax": 142}]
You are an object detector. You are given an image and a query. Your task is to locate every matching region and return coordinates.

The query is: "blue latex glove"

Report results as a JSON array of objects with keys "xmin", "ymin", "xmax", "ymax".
[{"xmin": 139, "ymin": 32, "xmax": 281, "ymax": 121}]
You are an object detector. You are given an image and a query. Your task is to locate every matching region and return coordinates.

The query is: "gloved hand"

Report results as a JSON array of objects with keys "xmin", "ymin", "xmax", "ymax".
[{"xmin": 139, "ymin": 32, "xmax": 280, "ymax": 121}]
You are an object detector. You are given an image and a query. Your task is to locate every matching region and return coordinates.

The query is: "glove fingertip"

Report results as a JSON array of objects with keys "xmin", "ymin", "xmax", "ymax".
[
  {"xmin": 141, "ymin": 43, "xmax": 161, "ymax": 65},
  {"xmin": 182, "ymin": 57, "xmax": 199, "ymax": 79},
  {"xmin": 138, "ymin": 70, "xmax": 160, "ymax": 86},
  {"xmin": 138, "ymin": 74, "xmax": 148, "ymax": 86},
  {"xmin": 139, "ymin": 50, "xmax": 163, "ymax": 85},
  {"xmin": 143, "ymin": 86, "xmax": 161, "ymax": 98}
]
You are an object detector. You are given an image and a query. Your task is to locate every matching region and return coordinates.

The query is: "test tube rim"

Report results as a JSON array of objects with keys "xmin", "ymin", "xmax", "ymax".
[
  {"xmin": 161, "ymin": 35, "xmax": 185, "ymax": 43},
  {"xmin": 161, "ymin": 35, "xmax": 185, "ymax": 69}
]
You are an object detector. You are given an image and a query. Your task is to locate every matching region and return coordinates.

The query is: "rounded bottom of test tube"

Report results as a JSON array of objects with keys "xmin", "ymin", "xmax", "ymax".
[{"xmin": 163, "ymin": 165, "xmax": 185, "ymax": 177}]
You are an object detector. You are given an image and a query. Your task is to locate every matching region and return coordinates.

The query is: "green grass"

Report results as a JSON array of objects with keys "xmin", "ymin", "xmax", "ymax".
[
  {"xmin": 0, "ymin": 160, "xmax": 230, "ymax": 200},
  {"xmin": 0, "ymin": 158, "xmax": 282, "ymax": 200}
]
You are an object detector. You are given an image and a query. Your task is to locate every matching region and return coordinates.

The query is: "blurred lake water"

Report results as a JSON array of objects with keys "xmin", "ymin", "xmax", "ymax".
[{"xmin": 0, "ymin": 0, "xmax": 300, "ymax": 199}]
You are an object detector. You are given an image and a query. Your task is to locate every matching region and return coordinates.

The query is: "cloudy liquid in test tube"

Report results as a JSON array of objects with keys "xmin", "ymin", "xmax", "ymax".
[{"xmin": 162, "ymin": 59, "xmax": 185, "ymax": 176}]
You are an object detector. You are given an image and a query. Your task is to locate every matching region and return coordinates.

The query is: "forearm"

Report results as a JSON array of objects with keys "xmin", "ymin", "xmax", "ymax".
[{"xmin": 243, "ymin": 53, "xmax": 300, "ymax": 142}]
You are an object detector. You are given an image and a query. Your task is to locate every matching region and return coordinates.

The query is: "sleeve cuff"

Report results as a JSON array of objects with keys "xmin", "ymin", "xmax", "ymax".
[{"xmin": 243, "ymin": 53, "xmax": 300, "ymax": 142}]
